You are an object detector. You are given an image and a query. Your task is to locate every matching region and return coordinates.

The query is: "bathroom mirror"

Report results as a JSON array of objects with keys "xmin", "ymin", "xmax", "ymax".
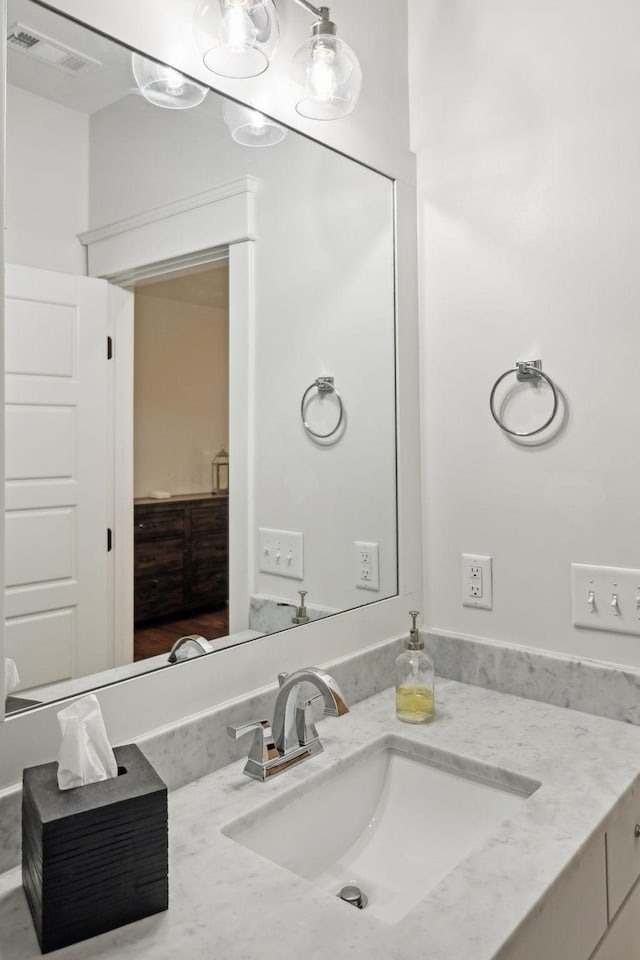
[{"xmin": 3, "ymin": 0, "xmax": 398, "ymax": 716}]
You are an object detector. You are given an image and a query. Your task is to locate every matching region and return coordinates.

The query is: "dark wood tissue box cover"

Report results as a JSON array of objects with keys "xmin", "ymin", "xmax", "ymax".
[{"xmin": 22, "ymin": 743, "xmax": 168, "ymax": 954}]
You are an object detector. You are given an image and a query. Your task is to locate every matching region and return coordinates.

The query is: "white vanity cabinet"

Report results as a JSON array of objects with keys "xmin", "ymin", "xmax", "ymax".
[
  {"xmin": 589, "ymin": 779, "xmax": 640, "ymax": 960},
  {"xmin": 498, "ymin": 776, "xmax": 640, "ymax": 960},
  {"xmin": 495, "ymin": 833, "xmax": 608, "ymax": 960},
  {"xmin": 589, "ymin": 879, "xmax": 640, "ymax": 960}
]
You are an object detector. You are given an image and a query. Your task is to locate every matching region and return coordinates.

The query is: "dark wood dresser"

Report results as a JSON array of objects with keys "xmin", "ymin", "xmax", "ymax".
[{"xmin": 133, "ymin": 493, "xmax": 228, "ymax": 625}]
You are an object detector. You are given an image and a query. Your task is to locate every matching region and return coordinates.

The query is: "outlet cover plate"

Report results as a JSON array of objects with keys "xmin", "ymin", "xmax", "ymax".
[
  {"xmin": 355, "ymin": 541, "xmax": 380, "ymax": 591},
  {"xmin": 461, "ymin": 554, "xmax": 493, "ymax": 610}
]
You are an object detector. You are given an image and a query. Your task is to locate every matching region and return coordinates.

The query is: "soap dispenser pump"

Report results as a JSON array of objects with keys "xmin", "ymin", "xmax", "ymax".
[{"xmin": 395, "ymin": 611, "xmax": 435, "ymax": 724}]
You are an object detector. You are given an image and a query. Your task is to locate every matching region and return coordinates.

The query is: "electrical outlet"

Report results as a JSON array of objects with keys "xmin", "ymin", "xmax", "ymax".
[
  {"xmin": 461, "ymin": 554, "xmax": 492, "ymax": 610},
  {"xmin": 259, "ymin": 528, "xmax": 304, "ymax": 580},
  {"xmin": 355, "ymin": 541, "xmax": 379, "ymax": 591}
]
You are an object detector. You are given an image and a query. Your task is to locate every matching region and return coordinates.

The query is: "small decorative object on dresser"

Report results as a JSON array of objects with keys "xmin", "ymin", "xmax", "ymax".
[
  {"xmin": 134, "ymin": 492, "xmax": 228, "ymax": 624},
  {"xmin": 211, "ymin": 447, "xmax": 229, "ymax": 494}
]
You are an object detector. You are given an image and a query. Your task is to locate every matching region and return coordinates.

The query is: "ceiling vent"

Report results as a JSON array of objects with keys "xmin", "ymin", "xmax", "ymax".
[{"xmin": 7, "ymin": 22, "xmax": 102, "ymax": 76}]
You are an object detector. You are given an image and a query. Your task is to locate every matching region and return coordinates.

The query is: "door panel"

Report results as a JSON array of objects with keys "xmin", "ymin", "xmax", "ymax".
[{"xmin": 5, "ymin": 265, "xmax": 111, "ymax": 685}]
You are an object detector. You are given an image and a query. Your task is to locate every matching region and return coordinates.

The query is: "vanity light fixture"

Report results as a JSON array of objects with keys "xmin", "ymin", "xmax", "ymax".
[
  {"xmin": 195, "ymin": 0, "xmax": 362, "ymax": 119},
  {"xmin": 131, "ymin": 53, "xmax": 208, "ymax": 109},
  {"xmin": 223, "ymin": 100, "xmax": 287, "ymax": 145}
]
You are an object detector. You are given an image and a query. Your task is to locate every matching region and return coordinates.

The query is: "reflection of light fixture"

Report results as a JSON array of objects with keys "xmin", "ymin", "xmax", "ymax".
[
  {"xmin": 194, "ymin": 0, "xmax": 362, "ymax": 119},
  {"xmin": 131, "ymin": 53, "xmax": 208, "ymax": 109},
  {"xmin": 223, "ymin": 101, "xmax": 287, "ymax": 146},
  {"xmin": 291, "ymin": 5, "xmax": 362, "ymax": 120},
  {"xmin": 194, "ymin": 0, "xmax": 279, "ymax": 79}
]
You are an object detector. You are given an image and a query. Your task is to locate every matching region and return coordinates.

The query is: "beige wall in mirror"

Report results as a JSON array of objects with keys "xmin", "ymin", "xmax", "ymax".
[{"xmin": 2, "ymin": 0, "xmax": 399, "ymax": 717}]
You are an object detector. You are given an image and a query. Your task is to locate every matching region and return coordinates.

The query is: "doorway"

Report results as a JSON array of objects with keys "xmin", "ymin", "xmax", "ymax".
[{"xmin": 130, "ymin": 262, "xmax": 230, "ymax": 661}]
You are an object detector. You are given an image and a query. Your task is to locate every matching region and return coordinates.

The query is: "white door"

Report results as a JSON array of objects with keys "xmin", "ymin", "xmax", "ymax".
[{"xmin": 4, "ymin": 265, "xmax": 112, "ymax": 689}]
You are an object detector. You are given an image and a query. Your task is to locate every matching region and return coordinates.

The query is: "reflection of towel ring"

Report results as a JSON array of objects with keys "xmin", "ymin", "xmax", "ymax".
[
  {"xmin": 301, "ymin": 377, "xmax": 344, "ymax": 439},
  {"xmin": 489, "ymin": 360, "xmax": 559, "ymax": 437}
]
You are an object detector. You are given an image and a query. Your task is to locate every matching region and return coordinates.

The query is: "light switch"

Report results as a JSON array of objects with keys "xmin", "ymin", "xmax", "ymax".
[
  {"xmin": 571, "ymin": 563, "xmax": 640, "ymax": 636},
  {"xmin": 259, "ymin": 528, "xmax": 303, "ymax": 580}
]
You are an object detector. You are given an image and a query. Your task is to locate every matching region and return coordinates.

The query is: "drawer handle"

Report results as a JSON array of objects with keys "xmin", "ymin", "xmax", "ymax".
[
  {"xmin": 139, "ymin": 555, "xmax": 158, "ymax": 564},
  {"xmin": 634, "ymin": 824, "xmax": 640, "ymax": 839}
]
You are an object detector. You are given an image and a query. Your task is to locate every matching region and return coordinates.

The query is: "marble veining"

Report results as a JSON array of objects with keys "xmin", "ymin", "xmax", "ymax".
[
  {"xmin": 427, "ymin": 629, "xmax": 640, "ymax": 725},
  {"xmin": 2, "ymin": 679, "xmax": 640, "ymax": 960}
]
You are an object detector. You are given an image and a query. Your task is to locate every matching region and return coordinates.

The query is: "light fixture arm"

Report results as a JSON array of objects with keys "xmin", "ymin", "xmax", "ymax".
[
  {"xmin": 291, "ymin": 0, "xmax": 337, "ymax": 34},
  {"xmin": 291, "ymin": 0, "xmax": 330, "ymax": 20}
]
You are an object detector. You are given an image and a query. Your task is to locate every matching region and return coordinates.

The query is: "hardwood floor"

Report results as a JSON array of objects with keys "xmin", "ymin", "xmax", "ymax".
[{"xmin": 134, "ymin": 608, "xmax": 229, "ymax": 662}]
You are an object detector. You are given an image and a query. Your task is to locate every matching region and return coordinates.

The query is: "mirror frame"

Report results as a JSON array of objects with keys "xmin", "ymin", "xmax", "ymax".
[{"xmin": 0, "ymin": 0, "xmax": 422, "ymax": 790}]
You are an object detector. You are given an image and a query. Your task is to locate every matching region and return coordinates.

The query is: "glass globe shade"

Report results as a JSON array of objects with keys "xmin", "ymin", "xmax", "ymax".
[
  {"xmin": 291, "ymin": 32, "xmax": 362, "ymax": 120},
  {"xmin": 193, "ymin": 0, "xmax": 279, "ymax": 80},
  {"xmin": 131, "ymin": 54, "xmax": 208, "ymax": 110},
  {"xmin": 222, "ymin": 101, "xmax": 287, "ymax": 146}
]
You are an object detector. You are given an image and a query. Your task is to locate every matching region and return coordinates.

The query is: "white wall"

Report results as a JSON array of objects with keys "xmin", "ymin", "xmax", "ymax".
[
  {"xmin": 89, "ymin": 96, "xmax": 397, "ymax": 611},
  {"xmin": 134, "ymin": 286, "xmax": 229, "ymax": 499},
  {"xmin": 5, "ymin": 85, "xmax": 88, "ymax": 273},
  {"xmin": 410, "ymin": 0, "xmax": 640, "ymax": 666}
]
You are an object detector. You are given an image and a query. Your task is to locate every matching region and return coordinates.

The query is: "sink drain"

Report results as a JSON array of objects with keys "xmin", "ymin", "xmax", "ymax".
[{"xmin": 337, "ymin": 884, "xmax": 368, "ymax": 910}]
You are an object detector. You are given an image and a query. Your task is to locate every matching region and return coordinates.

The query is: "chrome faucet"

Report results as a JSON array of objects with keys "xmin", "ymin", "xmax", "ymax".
[
  {"xmin": 168, "ymin": 634, "xmax": 214, "ymax": 663},
  {"xmin": 228, "ymin": 667, "xmax": 349, "ymax": 781}
]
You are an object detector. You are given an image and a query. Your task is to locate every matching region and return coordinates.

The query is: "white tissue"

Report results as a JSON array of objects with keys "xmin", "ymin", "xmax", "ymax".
[
  {"xmin": 4, "ymin": 658, "xmax": 20, "ymax": 698},
  {"xmin": 57, "ymin": 694, "xmax": 118, "ymax": 791}
]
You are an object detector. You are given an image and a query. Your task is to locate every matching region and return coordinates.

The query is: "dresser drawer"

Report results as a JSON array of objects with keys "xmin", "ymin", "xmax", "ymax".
[
  {"xmin": 135, "ymin": 509, "xmax": 185, "ymax": 541},
  {"xmin": 134, "ymin": 538, "xmax": 184, "ymax": 576},
  {"xmin": 134, "ymin": 573, "xmax": 184, "ymax": 621},
  {"xmin": 191, "ymin": 504, "xmax": 228, "ymax": 535},
  {"xmin": 190, "ymin": 564, "xmax": 227, "ymax": 606},
  {"xmin": 191, "ymin": 532, "xmax": 227, "ymax": 566},
  {"xmin": 605, "ymin": 778, "xmax": 640, "ymax": 919}
]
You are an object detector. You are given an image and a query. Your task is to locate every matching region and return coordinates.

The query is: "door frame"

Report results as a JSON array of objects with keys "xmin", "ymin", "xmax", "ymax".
[{"xmin": 80, "ymin": 180, "xmax": 257, "ymax": 665}]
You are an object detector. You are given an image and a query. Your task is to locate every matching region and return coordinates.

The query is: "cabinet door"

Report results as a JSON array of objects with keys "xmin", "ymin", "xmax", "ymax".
[
  {"xmin": 590, "ymin": 875, "xmax": 640, "ymax": 960},
  {"xmin": 496, "ymin": 833, "xmax": 607, "ymax": 960},
  {"xmin": 605, "ymin": 779, "xmax": 640, "ymax": 920}
]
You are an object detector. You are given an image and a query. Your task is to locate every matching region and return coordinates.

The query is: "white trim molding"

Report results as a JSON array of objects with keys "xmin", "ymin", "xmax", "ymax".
[{"xmin": 79, "ymin": 177, "xmax": 257, "ymax": 280}]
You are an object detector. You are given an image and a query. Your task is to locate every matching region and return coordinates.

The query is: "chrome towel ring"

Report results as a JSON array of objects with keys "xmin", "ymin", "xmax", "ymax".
[
  {"xmin": 489, "ymin": 360, "xmax": 559, "ymax": 437},
  {"xmin": 301, "ymin": 376, "xmax": 344, "ymax": 440}
]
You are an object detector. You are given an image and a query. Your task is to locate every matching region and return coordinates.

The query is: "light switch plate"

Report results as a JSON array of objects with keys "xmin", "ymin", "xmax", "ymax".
[
  {"xmin": 571, "ymin": 563, "xmax": 640, "ymax": 635},
  {"xmin": 259, "ymin": 528, "xmax": 304, "ymax": 580}
]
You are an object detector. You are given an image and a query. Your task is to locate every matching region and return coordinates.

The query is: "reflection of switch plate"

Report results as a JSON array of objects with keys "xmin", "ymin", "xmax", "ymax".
[
  {"xmin": 571, "ymin": 563, "xmax": 640, "ymax": 635},
  {"xmin": 259, "ymin": 528, "xmax": 303, "ymax": 580},
  {"xmin": 355, "ymin": 541, "xmax": 379, "ymax": 591},
  {"xmin": 461, "ymin": 554, "xmax": 492, "ymax": 609}
]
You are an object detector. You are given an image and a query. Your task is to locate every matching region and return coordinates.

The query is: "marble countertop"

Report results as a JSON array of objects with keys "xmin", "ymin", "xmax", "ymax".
[{"xmin": 2, "ymin": 678, "xmax": 640, "ymax": 960}]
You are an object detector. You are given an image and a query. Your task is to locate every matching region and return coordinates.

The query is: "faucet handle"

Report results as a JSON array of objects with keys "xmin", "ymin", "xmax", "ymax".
[
  {"xmin": 296, "ymin": 699, "xmax": 320, "ymax": 746},
  {"xmin": 227, "ymin": 720, "xmax": 277, "ymax": 768}
]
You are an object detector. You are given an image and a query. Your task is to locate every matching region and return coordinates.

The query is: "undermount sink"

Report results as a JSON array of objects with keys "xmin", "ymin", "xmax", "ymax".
[{"xmin": 222, "ymin": 734, "xmax": 540, "ymax": 924}]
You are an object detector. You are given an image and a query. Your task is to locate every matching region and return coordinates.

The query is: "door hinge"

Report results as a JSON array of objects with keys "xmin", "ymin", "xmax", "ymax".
[
  {"xmin": 107, "ymin": 336, "xmax": 113, "ymax": 360},
  {"xmin": 107, "ymin": 528, "xmax": 113, "ymax": 552}
]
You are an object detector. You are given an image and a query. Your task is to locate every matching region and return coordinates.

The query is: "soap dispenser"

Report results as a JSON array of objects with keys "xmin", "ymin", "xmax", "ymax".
[{"xmin": 395, "ymin": 611, "xmax": 435, "ymax": 723}]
